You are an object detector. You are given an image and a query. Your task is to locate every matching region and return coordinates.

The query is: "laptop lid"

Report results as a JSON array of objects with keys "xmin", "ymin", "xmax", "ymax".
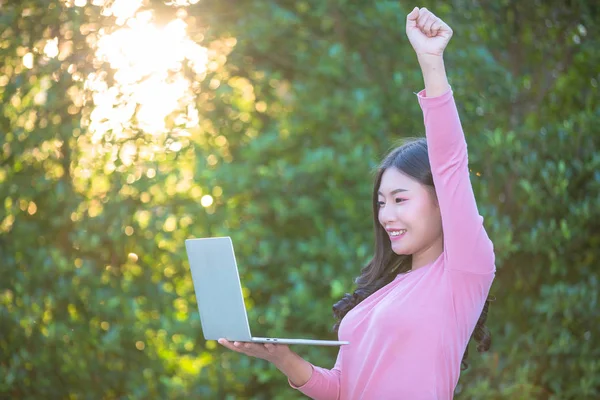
[{"xmin": 185, "ymin": 237, "xmax": 253, "ymax": 342}]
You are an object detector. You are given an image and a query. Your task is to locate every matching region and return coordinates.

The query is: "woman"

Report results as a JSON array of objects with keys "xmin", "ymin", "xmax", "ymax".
[{"xmin": 218, "ymin": 6, "xmax": 496, "ymax": 399}]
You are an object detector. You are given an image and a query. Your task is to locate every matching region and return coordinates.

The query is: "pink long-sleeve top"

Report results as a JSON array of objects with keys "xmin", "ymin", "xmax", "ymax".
[{"xmin": 291, "ymin": 88, "xmax": 496, "ymax": 399}]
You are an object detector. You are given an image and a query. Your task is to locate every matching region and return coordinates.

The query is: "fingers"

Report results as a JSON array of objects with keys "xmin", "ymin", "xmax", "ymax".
[
  {"xmin": 218, "ymin": 339, "xmax": 243, "ymax": 353},
  {"xmin": 406, "ymin": 6, "xmax": 419, "ymax": 21},
  {"xmin": 217, "ymin": 339, "xmax": 248, "ymax": 353},
  {"xmin": 423, "ymin": 17, "xmax": 436, "ymax": 37},
  {"xmin": 406, "ymin": 6, "xmax": 419, "ymax": 31},
  {"xmin": 264, "ymin": 343, "xmax": 277, "ymax": 353},
  {"xmin": 429, "ymin": 19, "xmax": 443, "ymax": 37},
  {"xmin": 233, "ymin": 341, "xmax": 259, "ymax": 353},
  {"xmin": 415, "ymin": 7, "xmax": 444, "ymax": 37},
  {"xmin": 217, "ymin": 339, "xmax": 279, "ymax": 358},
  {"xmin": 417, "ymin": 8, "xmax": 434, "ymax": 36}
]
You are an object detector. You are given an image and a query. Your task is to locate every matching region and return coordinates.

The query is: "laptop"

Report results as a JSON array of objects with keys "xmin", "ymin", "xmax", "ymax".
[{"xmin": 185, "ymin": 236, "xmax": 349, "ymax": 346}]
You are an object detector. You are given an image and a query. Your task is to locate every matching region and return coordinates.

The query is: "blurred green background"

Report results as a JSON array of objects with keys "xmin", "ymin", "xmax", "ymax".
[{"xmin": 1, "ymin": 0, "xmax": 598, "ymax": 399}]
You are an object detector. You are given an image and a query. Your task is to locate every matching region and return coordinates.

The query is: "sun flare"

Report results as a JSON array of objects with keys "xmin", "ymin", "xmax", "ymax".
[{"xmin": 85, "ymin": 7, "xmax": 208, "ymax": 144}]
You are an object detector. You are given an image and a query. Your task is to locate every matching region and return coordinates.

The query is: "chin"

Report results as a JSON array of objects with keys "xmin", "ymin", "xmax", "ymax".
[{"xmin": 391, "ymin": 244, "xmax": 410, "ymax": 256}]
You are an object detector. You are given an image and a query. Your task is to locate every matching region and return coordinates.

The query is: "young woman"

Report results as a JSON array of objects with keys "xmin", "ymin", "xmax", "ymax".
[{"xmin": 218, "ymin": 7, "xmax": 496, "ymax": 399}]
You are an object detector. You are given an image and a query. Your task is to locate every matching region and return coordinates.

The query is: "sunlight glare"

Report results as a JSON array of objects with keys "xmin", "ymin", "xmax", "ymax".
[
  {"xmin": 200, "ymin": 195, "xmax": 213, "ymax": 208},
  {"xmin": 44, "ymin": 38, "xmax": 59, "ymax": 58},
  {"xmin": 23, "ymin": 53, "xmax": 34, "ymax": 69},
  {"xmin": 104, "ymin": 0, "xmax": 144, "ymax": 24},
  {"xmin": 166, "ymin": 0, "xmax": 201, "ymax": 5},
  {"xmin": 86, "ymin": 11, "xmax": 208, "ymax": 142}
]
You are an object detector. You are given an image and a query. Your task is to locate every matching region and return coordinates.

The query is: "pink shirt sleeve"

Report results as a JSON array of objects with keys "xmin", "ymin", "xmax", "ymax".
[
  {"xmin": 417, "ymin": 88, "xmax": 496, "ymax": 275},
  {"xmin": 418, "ymin": 88, "xmax": 496, "ymax": 348},
  {"xmin": 288, "ymin": 348, "xmax": 343, "ymax": 400}
]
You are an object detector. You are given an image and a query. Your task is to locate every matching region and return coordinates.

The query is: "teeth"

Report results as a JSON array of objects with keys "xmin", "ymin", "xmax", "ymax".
[{"xmin": 390, "ymin": 230, "xmax": 406, "ymax": 236}]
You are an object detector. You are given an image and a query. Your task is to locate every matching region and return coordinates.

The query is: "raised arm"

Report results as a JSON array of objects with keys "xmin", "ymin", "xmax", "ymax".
[{"xmin": 406, "ymin": 8, "xmax": 495, "ymax": 274}]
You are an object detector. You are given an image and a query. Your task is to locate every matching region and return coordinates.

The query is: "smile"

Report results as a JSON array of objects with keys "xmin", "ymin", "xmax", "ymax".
[{"xmin": 389, "ymin": 230, "xmax": 407, "ymax": 240}]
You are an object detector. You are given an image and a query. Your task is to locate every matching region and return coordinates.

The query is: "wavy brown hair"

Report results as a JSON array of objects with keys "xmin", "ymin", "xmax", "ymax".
[{"xmin": 332, "ymin": 137, "xmax": 495, "ymax": 370}]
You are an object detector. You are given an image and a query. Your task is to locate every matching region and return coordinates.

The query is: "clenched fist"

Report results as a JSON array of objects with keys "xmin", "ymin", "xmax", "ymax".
[{"xmin": 406, "ymin": 7, "xmax": 453, "ymax": 57}]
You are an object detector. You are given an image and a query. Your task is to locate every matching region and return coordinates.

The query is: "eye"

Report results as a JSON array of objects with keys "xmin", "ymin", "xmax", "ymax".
[
  {"xmin": 377, "ymin": 200, "xmax": 385, "ymax": 208},
  {"xmin": 395, "ymin": 198, "xmax": 406, "ymax": 203}
]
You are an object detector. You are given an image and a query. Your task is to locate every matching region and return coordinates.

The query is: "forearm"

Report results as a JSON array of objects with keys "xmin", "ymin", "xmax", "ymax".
[
  {"xmin": 417, "ymin": 54, "xmax": 450, "ymax": 97},
  {"xmin": 274, "ymin": 351, "xmax": 314, "ymax": 387}
]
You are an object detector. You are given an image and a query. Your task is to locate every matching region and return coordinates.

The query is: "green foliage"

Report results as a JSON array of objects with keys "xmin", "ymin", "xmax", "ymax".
[{"xmin": 1, "ymin": 0, "xmax": 598, "ymax": 399}]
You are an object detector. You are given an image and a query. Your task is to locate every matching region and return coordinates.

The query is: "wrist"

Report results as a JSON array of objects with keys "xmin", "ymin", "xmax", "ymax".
[
  {"xmin": 273, "ymin": 350, "xmax": 298, "ymax": 371},
  {"xmin": 273, "ymin": 350, "xmax": 314, "ymax": 388},
  {"xmin": 417, "ymin": 53, "xmax": 445, "ymax": 67},
  {"xmin": 416, "ymin": 54, "xmax": 450, "ymax": 97}
]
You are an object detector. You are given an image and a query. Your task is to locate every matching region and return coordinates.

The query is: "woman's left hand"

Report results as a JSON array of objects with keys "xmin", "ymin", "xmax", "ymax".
[{"xmin": 406, "ymin": 7, "xmax": 453, "ymax": 57}]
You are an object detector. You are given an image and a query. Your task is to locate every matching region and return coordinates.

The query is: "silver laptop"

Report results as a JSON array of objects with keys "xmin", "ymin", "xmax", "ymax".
[{"xmin": 185, "ymin": 236, "xmax": 349, "ymax": 346}]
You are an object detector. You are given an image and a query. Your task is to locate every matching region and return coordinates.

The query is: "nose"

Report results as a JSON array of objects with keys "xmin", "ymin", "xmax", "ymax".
[{"xmin": 379, "ymin": 204, "xmax": 397, "ymax": 226}]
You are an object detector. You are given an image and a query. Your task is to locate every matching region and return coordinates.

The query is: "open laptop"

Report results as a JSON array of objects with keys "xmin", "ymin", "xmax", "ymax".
[{"xmin": 185, "ymin": 236, "xmax": 349, "ymax": 346}]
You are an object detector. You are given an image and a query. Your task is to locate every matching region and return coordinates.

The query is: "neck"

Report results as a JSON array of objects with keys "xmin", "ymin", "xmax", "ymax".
[{"xmin": 411, "ymin": 237, "xmax": 444, "ymax": 270}]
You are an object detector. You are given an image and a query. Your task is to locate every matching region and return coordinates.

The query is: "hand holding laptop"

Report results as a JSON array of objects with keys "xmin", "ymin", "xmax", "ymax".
[
  {"xmin": 218, "ymin": 338, "xmax": 314, "ymax": 388},
  {"xmin": 217, "ymin": 338, "xmax": 290, "ymax": 364}
]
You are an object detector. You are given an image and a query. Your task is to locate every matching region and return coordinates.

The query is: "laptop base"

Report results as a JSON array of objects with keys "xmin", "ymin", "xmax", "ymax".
[{"xmin": 252, "ymin": 337, "xmax": 349, "ymax": 346}]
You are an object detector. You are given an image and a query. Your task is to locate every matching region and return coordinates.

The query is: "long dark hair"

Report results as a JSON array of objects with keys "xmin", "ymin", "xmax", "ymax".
[{"xmin": 332, "ymin": 137, "xmax": 494, "ymax": 371}]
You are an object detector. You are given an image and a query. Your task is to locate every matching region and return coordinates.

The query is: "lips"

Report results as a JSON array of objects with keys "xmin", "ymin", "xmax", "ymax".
[{"xmin": 387, "ymin": 229, "xmax": 407, "ymax": 241}]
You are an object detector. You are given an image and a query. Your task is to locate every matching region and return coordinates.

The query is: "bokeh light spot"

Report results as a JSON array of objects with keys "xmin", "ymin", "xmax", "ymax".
[{"xmin": 200, "ymin": 195, "xmax": 213, "ymax": 207}]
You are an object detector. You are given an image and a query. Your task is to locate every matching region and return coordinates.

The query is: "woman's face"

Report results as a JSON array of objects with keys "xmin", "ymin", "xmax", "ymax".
[{"xmin": 377, "ymin": 167, "xmax": 443, "ymax": 261}]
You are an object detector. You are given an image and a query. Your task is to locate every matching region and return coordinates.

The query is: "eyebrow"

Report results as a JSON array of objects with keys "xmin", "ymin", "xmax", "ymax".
[{"xmin": 377, "ymin": 188, "xmax": 408, "ymax": 196}]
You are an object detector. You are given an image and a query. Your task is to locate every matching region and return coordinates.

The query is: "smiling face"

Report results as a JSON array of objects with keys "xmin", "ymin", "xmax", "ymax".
[{"xmin": 377, "ymin": 167, "xmax": 444, "ymax": 268}]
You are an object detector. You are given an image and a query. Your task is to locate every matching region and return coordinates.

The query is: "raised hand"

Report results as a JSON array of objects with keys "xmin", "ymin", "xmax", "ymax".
[{"xmin": 406, "ymin": 7, "xmax": 453, "ymax": 57}]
